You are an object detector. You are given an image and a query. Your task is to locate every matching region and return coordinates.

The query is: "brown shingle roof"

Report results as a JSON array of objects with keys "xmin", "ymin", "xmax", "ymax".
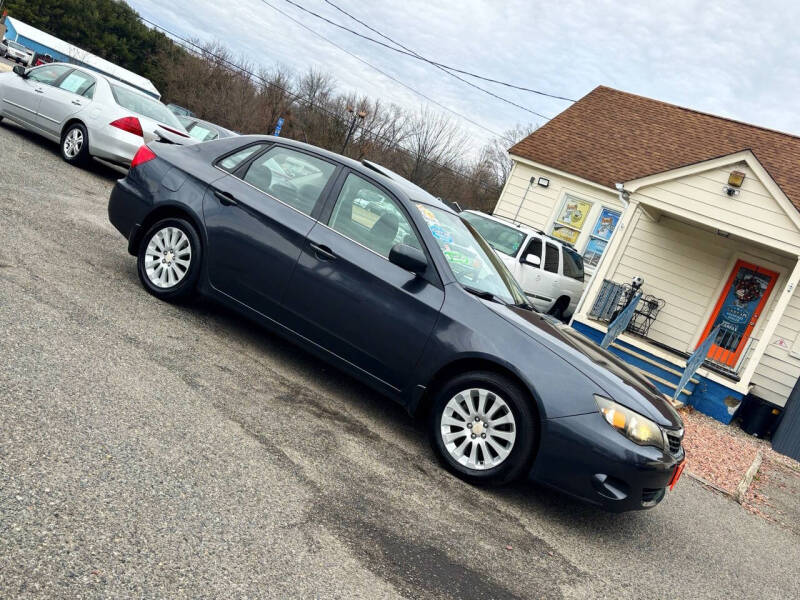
[{"xmin": 509, "ymin": 86, "xmax": 800, "ymax": 211}]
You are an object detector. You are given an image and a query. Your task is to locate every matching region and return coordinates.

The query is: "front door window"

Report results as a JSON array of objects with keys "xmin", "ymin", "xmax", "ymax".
[{"xmin": 700, "ymin": 260, "xmax": 778, "ymax": 367}]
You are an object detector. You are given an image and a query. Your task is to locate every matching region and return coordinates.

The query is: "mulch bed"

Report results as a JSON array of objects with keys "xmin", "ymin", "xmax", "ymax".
[{"xmin": 679, "ymin": 406, "xmax": 800, "ymax": 528}]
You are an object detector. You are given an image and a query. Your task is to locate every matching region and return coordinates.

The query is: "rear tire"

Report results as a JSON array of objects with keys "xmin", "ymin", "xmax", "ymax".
[
  {"xmin": 548, "ymin": 297, "xmax": 568, "ymax": 322},
  {"xmin": 137, "ymin": 218, "xmax": 201, "ymax": 303},
  {"xmin": 60, "ymin": 122, "xmax": 91, "ymax": 166},
  {"xmin": 429, "ymin": 371, "xmax": 537, "ymax": 486}
]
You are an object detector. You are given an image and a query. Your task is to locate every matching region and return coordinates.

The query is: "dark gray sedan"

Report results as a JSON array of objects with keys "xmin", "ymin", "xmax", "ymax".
[{"xmin": 108, "ymin": 136, "xmax": 685, "ymax": 511}]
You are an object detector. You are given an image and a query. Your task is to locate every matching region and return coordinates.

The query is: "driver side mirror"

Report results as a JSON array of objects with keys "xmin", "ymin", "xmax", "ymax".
[
  {"xmin": 12, "ymin": 65, "xmax": 27, "ymax": 78},
  {"xmin": 389, "ymin": 243, "xmax": 427, "ymax": 274},
  {"xmin": 521, "ymin": 253, "xmax": 541, "ymax": 267}
]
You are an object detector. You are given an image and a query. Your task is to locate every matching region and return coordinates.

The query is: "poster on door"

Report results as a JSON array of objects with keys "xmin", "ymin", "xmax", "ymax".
[{"xmin": 709, "ymin": 265, "xmax": 773, "ymax": 352}]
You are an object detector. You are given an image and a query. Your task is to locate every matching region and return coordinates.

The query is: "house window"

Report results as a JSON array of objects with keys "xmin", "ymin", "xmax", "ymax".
[
  {"xmin": 583, "ymin": 207, "xmax": 621, "ymax": 268},
  {"xmin": 551, "ymin": 195, "xmax": 592, "ymax": 245}
]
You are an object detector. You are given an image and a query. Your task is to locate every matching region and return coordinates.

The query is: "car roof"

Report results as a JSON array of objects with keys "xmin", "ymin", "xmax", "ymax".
[
  {"xmin": 232, "ymin": 135, "xmax": 454, "ymax": 213},
  {"xmin": 463, "ymin": 210, "xmax": 574, "ymax": 248},
  {"xmin": 43, "ymin": 62, "xmax": 152, "ymax": 97}
]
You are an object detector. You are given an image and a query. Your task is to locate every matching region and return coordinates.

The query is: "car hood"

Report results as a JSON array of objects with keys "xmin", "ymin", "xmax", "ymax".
[{"xmin": 489, "ymin": 303, "xmax": 683, "ymax": 428}]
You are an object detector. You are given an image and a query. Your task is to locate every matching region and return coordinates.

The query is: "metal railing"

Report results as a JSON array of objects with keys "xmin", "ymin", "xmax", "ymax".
[{"xmin": 703, "ymin": 335, "xmax": 757, "ymax": 377}]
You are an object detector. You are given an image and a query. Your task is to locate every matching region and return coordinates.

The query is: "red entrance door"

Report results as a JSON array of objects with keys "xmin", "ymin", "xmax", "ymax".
[{"xmin": 699, "ymin": 260, "xmax": 778, "ymax": 367}]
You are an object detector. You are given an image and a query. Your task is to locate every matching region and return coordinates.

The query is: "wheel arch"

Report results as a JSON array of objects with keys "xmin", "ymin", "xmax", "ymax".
[
  {"xmin": 129, "ymin": 203, "xmax": 205, "ymax": 256},
  {"xmin": 60, "ymin": 117, "xmax": 86, "ymax": 140},
  {"xmin": 414, "ymin": 356, "xmax": 544, "ymax": 427}
]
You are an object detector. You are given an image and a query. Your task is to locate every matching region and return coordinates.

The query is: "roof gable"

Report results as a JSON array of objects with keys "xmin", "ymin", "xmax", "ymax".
[{"xmin": 509, "ymin": 86, "xmax": 800, "ymax": 212}]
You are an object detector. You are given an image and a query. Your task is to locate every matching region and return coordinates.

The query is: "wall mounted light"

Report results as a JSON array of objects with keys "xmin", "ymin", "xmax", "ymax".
[{"xmin": 537, "ymin": 177, "xmax": 550, "ymax": 188}]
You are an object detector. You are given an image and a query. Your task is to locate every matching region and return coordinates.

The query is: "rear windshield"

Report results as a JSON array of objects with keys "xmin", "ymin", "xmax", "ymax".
[
  {"xmin": 563, "ymin": 246, "xmax": 585, "ymax": 281},
  {"xmin": 460, "ymin": 212, "xmax": 526, "ymax": 256},
  {"xmin": 110, "ymin": 85, "xmax": 182, "ymax": 127}
]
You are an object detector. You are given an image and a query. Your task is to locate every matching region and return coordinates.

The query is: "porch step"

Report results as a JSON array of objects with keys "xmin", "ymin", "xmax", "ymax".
[
  {"xmin": 636, "ymin": 368, "xmax": 692, "ymax": 396},
  {"xmin": 608, "ymin": 342, "xmax": 698, "ymax": 385}
]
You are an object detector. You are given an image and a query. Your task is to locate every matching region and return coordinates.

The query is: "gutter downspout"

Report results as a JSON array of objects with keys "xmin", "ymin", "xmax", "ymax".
[{"xmin": 569, "ymin": 183, "xmax": 629, "ymax": 325}]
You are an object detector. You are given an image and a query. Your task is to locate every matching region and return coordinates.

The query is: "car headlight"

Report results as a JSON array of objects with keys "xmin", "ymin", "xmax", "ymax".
[{"xmin": 594, "ymin": 395, "xmax": 665, "ymax": 451}]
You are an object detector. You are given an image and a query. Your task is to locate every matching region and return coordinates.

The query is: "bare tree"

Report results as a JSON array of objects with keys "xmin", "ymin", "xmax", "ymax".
[{"xmin": 478, "ymin": 123, "xmax": 537, "ymax": 188}]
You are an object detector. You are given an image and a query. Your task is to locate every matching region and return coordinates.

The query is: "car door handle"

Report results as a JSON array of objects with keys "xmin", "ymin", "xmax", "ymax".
[
  {"xmin": 71, "ymin": 100, "xmax": 82, "ymax": 106},
  {"xmin": 34, "ymin": 88, "xmax": 44, "ymax": 93},
  {"xmin": 213, "ymin": 189, "xmax": 238, "ymax": 206},
  {"xmin": 309, "ymin": 242, "xmax": 336, "ymax": 261}
]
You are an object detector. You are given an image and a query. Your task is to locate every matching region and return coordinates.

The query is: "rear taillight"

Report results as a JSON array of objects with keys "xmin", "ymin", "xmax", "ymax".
[
  {"xmin": 110, "ymin": 116, "xmax": 143, "ymax": 137},
  {"xmin": 130, "ymin": 145, "xmax": 157, "ymax": 168},
  {"xmin": 159, "ymin": 125, "xmax": 190, "ymax": 138}
]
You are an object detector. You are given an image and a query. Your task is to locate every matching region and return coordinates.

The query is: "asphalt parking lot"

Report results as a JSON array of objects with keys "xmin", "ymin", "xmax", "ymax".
[{"xmin": 1, "ymin": 120, "xmax": 799, "ymax": 599}]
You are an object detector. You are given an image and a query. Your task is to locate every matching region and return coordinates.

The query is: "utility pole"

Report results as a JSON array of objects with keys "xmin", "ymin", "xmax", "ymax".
[{"xmin": 340, "ymin": 105, "xmax": 367, "ymax": 155}]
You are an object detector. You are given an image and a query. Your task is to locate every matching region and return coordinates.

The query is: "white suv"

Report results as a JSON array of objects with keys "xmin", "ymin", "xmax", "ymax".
[{"xmin": 461, "ymin": 210, "xmax": 585, "ymax": 319}]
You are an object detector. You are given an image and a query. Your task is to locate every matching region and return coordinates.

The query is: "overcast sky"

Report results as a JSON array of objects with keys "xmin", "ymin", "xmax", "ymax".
[{"xmin": 128, "ymin": 0, "xmax": 800, "ymax": 152}]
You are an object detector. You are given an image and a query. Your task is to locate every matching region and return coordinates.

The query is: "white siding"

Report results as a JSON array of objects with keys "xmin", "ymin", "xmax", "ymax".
[
  {"xmin": 751, "ymin": 290, "xmax": 800, "ymax": 407},
  {"xmin": 635, "ymin": 162, "xmax": 800, "ymax": 251},
  {"xmin": 492, "ymin": 161, "xmax": 622, "ymax": 264},
  {"xmin": 607, "ymin": 215, "xmax": 794, "ymax": 354}
]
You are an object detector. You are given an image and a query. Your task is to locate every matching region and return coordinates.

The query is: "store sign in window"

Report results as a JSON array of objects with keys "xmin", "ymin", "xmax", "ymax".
[
  {"xmin": 583, "ymin": 207, "xmax": 620, "ymax": 268},
  {"xmin": 551, "ymin": 196, "xmax": 592, "ymax": 245}
]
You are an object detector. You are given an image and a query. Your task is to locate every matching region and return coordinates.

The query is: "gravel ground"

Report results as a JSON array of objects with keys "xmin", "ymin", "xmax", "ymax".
[{"xmin": 1, "ymin": 120, "xmax": 800, "ymax": 599}]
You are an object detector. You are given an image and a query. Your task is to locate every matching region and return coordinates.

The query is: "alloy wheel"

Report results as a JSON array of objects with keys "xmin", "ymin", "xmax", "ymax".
[
  {"xmin": 440, "ymin": 388, "xmax": 517, "ymax": 471},
  {"xmin": 63, "ymin": 128, "xmax": 84, "ymax": 158},
  {"xmin": 144, "ymin": 226, "xmax": 192, "ymax": 289}
]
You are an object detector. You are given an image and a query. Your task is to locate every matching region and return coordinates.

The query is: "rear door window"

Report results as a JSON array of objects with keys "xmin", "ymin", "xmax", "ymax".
[
  {"xmin": 242, "ymin": 147, "xmax": 336, "ymax": 216},
  {"xmin": 544, "ymin": 242, "xmax": 560, "ymax": 273},
  {"xmin": 217, "ymin": 144, "xmax": 267, "ymax": 172},
  {"xmin": 58, "ymin": 70, "xmax": 96, "ymax": 96},
  {"xmin": 563, "ymin": 247, "xmax": 585, "ymax": 281}
]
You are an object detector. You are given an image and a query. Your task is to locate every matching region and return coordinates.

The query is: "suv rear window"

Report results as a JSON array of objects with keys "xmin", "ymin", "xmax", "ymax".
[
  {"xmin": 110, "ymin": 85, "xmax": 182, "ymax": 127},
  {"xmin": 563, "ymin": 247, "xmax": 585, "ymax": 281}
]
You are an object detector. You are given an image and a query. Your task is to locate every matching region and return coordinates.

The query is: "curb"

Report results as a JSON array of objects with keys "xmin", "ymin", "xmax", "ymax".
[
  {"xmin": 736, "ymin": 450, "xmax": 763, "ymax": 504},
  {"xmin": 685, "ymin": 470, "xmax": 736, "ymax": 499}
]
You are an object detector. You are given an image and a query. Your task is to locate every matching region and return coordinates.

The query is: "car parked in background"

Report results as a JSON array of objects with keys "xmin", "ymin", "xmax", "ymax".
[
  {"xmin": 0, "ymin": 39, "xmax": 7, "ymax": 58},
  {"xmin": 177, "ymin": 115, "xmax": 237, "ymax": 142},
  {"xmin": 167, "ymin": 103, "xmax": 195, "ymax": 118},
  {"xmin": 32, "ymin": 52, "xmax": 54, "ymax": 66},
  {"xmin": 461, "ymin": 210, "xmax": 585, "ymax": 320},
  {"xmin": 0, "ymin": 62, "xmax": 193, "ymax": 167},
  {"xmin": 107, "ymin": 135, "xmax": 685, "ymax": 511},
  {"xmin": 3, "ymin": 39, "xmax": 34, "ymax": 65}
]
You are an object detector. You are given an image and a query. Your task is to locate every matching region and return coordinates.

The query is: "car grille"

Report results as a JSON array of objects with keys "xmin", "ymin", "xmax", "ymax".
[{"xmin": 666, "ymin": 429, "xmax": 683, "ymax": 455}]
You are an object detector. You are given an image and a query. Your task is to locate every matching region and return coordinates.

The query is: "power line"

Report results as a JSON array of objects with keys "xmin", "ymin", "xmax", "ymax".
[
  {"xmin": 138, "ymin": 16, "xmax": 497, "ymax": 189},
  {"xmin": 256, "ymin": 0, "xmax": 504, "ymax": 137},
  {"xmin": 321, "ymin": 0, "xmax": 576, "ymax": 103},
  {"xmin": 275, "ymin": 0, "xmax": 553, "ymax": 119}
]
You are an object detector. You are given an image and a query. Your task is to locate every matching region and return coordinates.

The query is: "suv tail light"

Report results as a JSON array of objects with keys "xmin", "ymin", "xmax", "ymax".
[
  {"xmin": 110, "ymin": 116, "xmax": 143, "ymax": 137},
  {"xmin": 130, "ymin": 145, "xmax": 156, "ymax": 168}
]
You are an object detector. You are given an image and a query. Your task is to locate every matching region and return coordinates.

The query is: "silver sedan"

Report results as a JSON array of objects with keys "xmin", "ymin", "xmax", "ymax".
[{"xmin": 0, "ymin": 62, "xmax": 193, "ymax": 167}]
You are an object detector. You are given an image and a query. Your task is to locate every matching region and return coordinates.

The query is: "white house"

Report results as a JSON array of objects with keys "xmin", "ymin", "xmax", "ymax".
[{"xmin": 494, "ymin": 86, "xmax": 800, "ymax": 423}]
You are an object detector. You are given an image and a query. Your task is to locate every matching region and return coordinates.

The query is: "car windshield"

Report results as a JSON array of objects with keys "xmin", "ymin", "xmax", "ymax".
[
  {"xmin": 110, "ymin": 85, "xmax": 182, "ymax": 128},
  {"xmin": 415, "ymin": 203, "xmax": 529, "ymax": 306},
  {"xmin": 460, "ymin": 211, "xmax": 527, "ymax": 256}
]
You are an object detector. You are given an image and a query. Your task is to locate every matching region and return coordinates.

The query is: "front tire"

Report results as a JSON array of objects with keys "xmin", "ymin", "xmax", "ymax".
[
  {"xmin": 137, "ymin": 218, "xmax": 201, "ymax": 303},
  {"xmin": 60, "ymin": 122, "xmax": 90, "ymax": 166},
  {"xmin": 429, "ymin": 371, "xmax": 537, "ymax": 486}
]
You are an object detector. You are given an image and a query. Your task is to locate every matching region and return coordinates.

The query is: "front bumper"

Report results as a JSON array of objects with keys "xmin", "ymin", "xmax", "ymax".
[{"xmin": 530, "ymin": 411, "xmax": 684, "ymax": 512}]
